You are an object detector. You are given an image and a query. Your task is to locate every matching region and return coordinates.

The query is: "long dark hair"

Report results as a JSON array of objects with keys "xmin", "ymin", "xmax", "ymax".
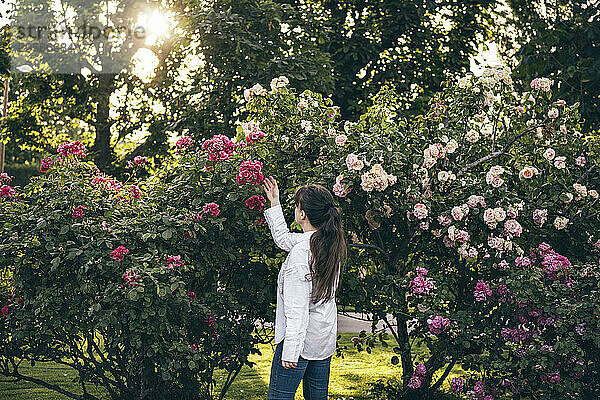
[{"xmin": 294, "ymin": 184, "xmax": 347, "ymax": 304}]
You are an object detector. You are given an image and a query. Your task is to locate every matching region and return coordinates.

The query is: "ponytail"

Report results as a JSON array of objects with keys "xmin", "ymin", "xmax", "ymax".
[{"xmin": 294, "ymin": 185, "xmax": 347, "ymax": 304}]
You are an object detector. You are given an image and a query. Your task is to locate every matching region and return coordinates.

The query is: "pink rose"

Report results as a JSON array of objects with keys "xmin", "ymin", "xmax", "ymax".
[{"xmin": 335, "ymin": 134, "xmax": 347, "ymax": 146}]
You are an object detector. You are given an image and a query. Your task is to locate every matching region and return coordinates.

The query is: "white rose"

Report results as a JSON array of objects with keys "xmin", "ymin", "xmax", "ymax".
[
  {"xmin": 554, "ymin": 156, "xmax": 566, "ymax": 169},
  {"xmin": 553, "ymin": 216, "xmax": 569, "ymax": 230},
  {"xmin": 543, "ymin": 148, "xmax": 556, "ymax": 161},
  {"xmin": 493, "ymin": 207, "xmax": 507, "ymax": 222},
  {"xmin": 465, "ymin": 129, "xmax": 480, "ymax": 143},
  {"xmin": 445, "ymin": 139, "xmax": 458, "ymax": 153},
  {"xmin": 438, "ymin": 171, "xmax": 450, "ymax": 182}
]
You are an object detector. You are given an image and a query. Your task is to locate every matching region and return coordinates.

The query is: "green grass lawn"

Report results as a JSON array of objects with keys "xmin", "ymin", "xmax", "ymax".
[{"xmin": 0, "ymin": 331, "xmax": 466, "ymax": 399}]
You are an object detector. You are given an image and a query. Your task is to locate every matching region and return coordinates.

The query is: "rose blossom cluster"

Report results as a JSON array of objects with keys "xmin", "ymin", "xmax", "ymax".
[
  {"xmin": 437, "ymin": 170, "xmax": 456, "ymax": 184},
  {"xmin": 483, "ymin": 207, "xmax": 506, "ymax": 229},
  {"xmin": 538, "ymin": 243, "xmax": 572, "ymax": 281},
  {"xmin": 501, "ymin": 327, "xmax": 535, "ymax": 344},
  {"xmin": 40, "ymin": 157, "xmax": 54, "ymax": 173},
  {"xmin": 333, "ymin": 175, "xmax": 352, "ymax": 197},
  {"xmin": 451, "ymin": 377, "xmax": 465, "ymax": 393},
  {"xmin": 72, "ymin": 205, "xmax": 87, "ymax": 219},
  {"xmin": 466, "ymin": 380, "xmax": 493, "ymax": 399},
  {"xmin": 0, "ymin": 184, "xmax": 15, "ymax": 199},
  {"xmin": 485, "ymin": 165, "xmax": 505, "ymax": 188},
  {"xmin": 410, "ymin": 203, "xmax": 429, "ymax": 220},
  {"xmin": 300, "ymin": 120, "xmax": 312, "ymax": 133},
  {"xmin": 236, "ymin": 160, "xmax": 264, "ymax": 185},
  {"xmin": 474, "ymin": 280, "xmax": 492, "ymax": 301},
  {"xmin": 422, "ymin": 140, "xmax": 457, "ymax": 168},
  {"xmin": 240, "ymin": 121, "xmax": 266, "ymax": 144},
  {"xmin": 57, "ymin": 141, "xmax": 87, "ymax": 158},
  {"xmin": 515, "ymin": 256, "xmax": 532, "ymax": 268},
  {"xmin": 335, "ymin": 134, "xmax": 347, "ymax": 146},
  {"xmin": 123, "ymin": 269, "xmax": 140, "ymax": 286},
  {"xmin": 0, "ymin": 174, "xmax": 13, "ymax": 199},
  {"xmin": 572, "ymin": 183, "xmax": 598, "ymax": 199},
  {"xmin": 127, "ymin": 156, "xmax": 149, "ymax": 168},
  {"xmin": 2, "ymin": 294, "xmax": 24, "ymax": 316},
  {"xmin": 427, "ymin": 315, "xmax": 450, "ymax": 334},
  {"xmin": 503, "ymin": 219, "xmax": 523, "ymax": 237},
  {"xmin": 203, "ymin": 202, "xmax": 220, "ymax": 217},
  {"xmin": 467, "ymin": 195, "xmax": 486, "ymax": 208},
  {"xmin": 167, "ymin": 255, "xmax": 184, "ymax": 270},
  {"xmin": 176, "ymin": 136, "xmax": 193, "ymax": 151},
  {"xmin": 129, "ymin": 185, "xmax": 142, "ymax": 200},
  {"xmin": 92, "ymin": 174, "xmax": 124, "ymax": 192},
  {"xmin": 451, "ymin": 204, "xmax": 469, "ymax": 221},
  {"xmin": 553, "ymin": 155, "xmax": 567, "ymax": 169},
  {"xmin": 270, "ymin": 76, "xmax": 289, "ymax": 91},
  {"xmin": 244, "ymin": 83, "xmax": 267, "ymax": 102},
  {"xmin": 110, "ymin": 245, "xmax": 130, "ymax": 261},
  {"xmin": 445, "ymin": 225, "xmax": 470, "ymax": 245},
  {"xmin": 345, "ymin": 153, "xmax": 364, "ymax": 171},
  {"xmin": 409, "ymin": 267, "xmax": 435, "ymax": 295},
  {"xmin": 553, "ymin": 216, "xmax": 569, "ymax": 230},
  {"xmin": 532, "ymin": 209, "xmax": 548, "ymax": 227},
  {"xmin": 245, "ymin": 195, "xmax": 266, "ymax": 211},
  {"xmin": 359, "ymin": 163, "xmax": 396, "ymax": 192},
  {"xmin": 407, "ymin": 364, "xmax": 427, "ymax": 389},
  {"xmin": 530, "ymin": 77, "xmax": 553, "ymax": 92},
  {"xmin": 465, "ymin": 129, "xmax": 480, "ymax": 143},
  {"xmin": 202, "ymin": 134, "xmax": 236, "ymax": 161},
  {"xmin": 540, "ymin": 371, "xmax": 561, "ymax": 384},
  {"xmin": 205, "ymin": 313, "xmax": 216, "ymax": 327}
]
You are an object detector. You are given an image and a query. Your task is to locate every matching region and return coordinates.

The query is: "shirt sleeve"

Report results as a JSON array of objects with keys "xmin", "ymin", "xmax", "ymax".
[
  {"xmin": 264, "ymin": 204, "xmax": 305, "ymax": 252},
  {"xmin": 281, "ymin": 255, "xmax": 311, "ymax": 363}
]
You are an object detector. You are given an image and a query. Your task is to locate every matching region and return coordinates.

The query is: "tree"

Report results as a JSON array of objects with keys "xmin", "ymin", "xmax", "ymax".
[
  {"xmin": 177, "ymin": 0, "xmax": 334, "ymax": 140},
  {"xmin": 498, "ymin": 0, "xmax": 600, "ymax": 133},
  {"xmin": 1, "ymin": 0, "xmax": 191, "ymax": 175},
  {"xmin": 309, "ymin": 0, "xmax": 500, "ymax": 119}
]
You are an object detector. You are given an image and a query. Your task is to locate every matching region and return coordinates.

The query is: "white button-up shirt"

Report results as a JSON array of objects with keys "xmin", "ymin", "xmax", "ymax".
[{"xmin": 264, "ymin": 204, "xmax": 339, "ymax": 363}]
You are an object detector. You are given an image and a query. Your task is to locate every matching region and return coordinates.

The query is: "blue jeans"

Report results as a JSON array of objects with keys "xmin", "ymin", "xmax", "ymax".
[{"xmin": 267, "ymin": 339, "xmax": 332, "ymax": 400}]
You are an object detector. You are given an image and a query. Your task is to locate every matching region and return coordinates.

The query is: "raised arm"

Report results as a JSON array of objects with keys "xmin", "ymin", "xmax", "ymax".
[
  {"xmin": 262, "ymin": 176, "xmax": 304, "ymax": 252},
  {"xmin": 263, "ymin": 204, "xmax": 305, "ymax": 252}
]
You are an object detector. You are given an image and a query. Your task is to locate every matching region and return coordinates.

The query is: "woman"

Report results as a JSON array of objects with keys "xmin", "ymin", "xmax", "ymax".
[{"xmin": 262, "ymin": 176, "xmax": 347, "ymax": 400}]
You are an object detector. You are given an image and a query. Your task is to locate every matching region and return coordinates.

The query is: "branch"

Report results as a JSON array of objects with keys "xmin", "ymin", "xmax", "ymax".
[
  {"xmin": 380, "ymin": 314, "xmax": 400, "ymax": 345},
  {"xmin": 219, "ymin": 362, "xmax": 243, "ymax": 400},
  {"xmin": 431, "ymin": 358, "xmax": 457, "ymax": 391},
  {"xmin": 457, "ymin": 121, "xmax": 547, "ymax": 176},
  {"xmin": 348, "ymin": 243, "xmax": 390, "ymax": 258},
  {"xmin": 491, "ymin": 105, "xmax": 505, "ymax": 150},
  {"xmin": 5, "ymin": 362, "xmax": 100, "ymax": 400},
  {"xmin": 576, "ymin": 164, "xmax": 595, "ymax": 184}
]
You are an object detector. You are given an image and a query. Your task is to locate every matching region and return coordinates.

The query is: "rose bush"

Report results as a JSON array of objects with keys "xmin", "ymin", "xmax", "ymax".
[
  {"xmin": 233, "ymin": 69, "xmax": 600, "ymax": 398},
  {"xmin": 0, "ymin": 144, "xmax": 269, "ymax": 400}
]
